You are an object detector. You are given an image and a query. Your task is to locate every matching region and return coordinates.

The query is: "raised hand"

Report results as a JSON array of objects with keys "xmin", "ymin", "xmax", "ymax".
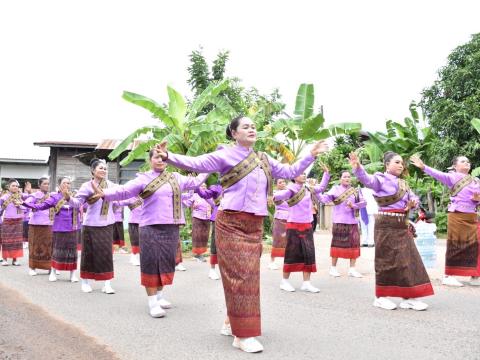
[
  {"xmin": 91, "ymin": 180, "xmax": 105, "ymax": 199},
  {"xmin": 404, "ymin": 199, "xmax": 418, "ymax": 212},
  {"xmin": 320, "ymin": 162, "xmax": 330, "ymax": 173},
  {"xmin": 472, "ymin": 192, "xmax": 480, "ymax": 202},
  {"xmin": 59, "ymin": 182, "xmax": 70, "ymax": 201},
  {"xmin": 154, "ymin": 140, "xmax": 168, "ymax": 160},
  {"xmin": 348, "ymin": 152, "xmax": 360, "ymax": 169},
  {"xmin": 24, "ymin": 181, "xmax": 32, "ymax": 194},
  {"xmin": 310, "ymin": 141, "xmax": 329, "ymax": 157},
  {"xmin": 410, "ymin": 155, "xmax": 425, "ymax": 170}
]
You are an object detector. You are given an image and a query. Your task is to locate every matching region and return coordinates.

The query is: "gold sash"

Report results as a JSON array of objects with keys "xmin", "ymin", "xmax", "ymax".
[
  {"xmin": 2, "ymin": 193, "xmax": 22, "ymax": 214},
  {"xmin": 220, "ymin": 151, "xmax": 273, "ymax": 203},
  {"xmin": 373, "ymin": 179, "xmax": 408, "ymax": 207},
  {"xmin": 36, "ymin": 192, "xmax": 55, "ymax": 222},
  {"xmin": 450, "ymin": 175, "xmax": 475, "ymax": 197},
  {"xmin": 332, "ymin": 187, "xmax": 357, "ymax": 205},
  {"xmin": 139, "ymin": 172, "xmax": 182, "ymax": 223},
  {"xmin": 287, "ymin": 186, "xmax": 306, "ymax": 207},
  {"xmin": 128, "ymin": 198, "xmax": 143, "ymax": 211},
  {"xmin": 87, "ymin": 179, "xmax": 110, "ymax": 217},
  {"xmin": 54, "ymin": 194, "xmax": 78, "ymax": 228}
]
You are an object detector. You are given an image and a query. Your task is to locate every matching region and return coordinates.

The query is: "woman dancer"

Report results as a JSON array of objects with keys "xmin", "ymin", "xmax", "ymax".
[
  {"xmin": 317, "ymin": 171, "xmax": 366, "ymax": 278},
  {"xmin": 410, "ymin": 155, "xmax": 480, "ymax": 286},
  {"xmin": 350, "ymin": 151, "xmax": 433, "ymax": 310},
  {"xmin": 155, "ymin": 115, "xmax": 328, "ymax": 353},
  {"xmin": 273, "ymin": 170, "xmax": 330, "ymax": 293},
  {"xmin": 67, "ymin": 159, "xmax": 116, "ymax": 294}
]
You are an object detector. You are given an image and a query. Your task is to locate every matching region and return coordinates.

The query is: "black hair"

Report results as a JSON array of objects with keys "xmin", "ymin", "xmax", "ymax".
[
  {"xmin": 340, "ymin": 170, "xmax": 351, "ymax": 177},
  {"xmin": 424, "ymin": 211, "xmax": 435, "ymax": 220},
  {"xmin": 276, "ymin": 178, "xmax": 286, "ymax": 184},
  {"xmin": 90, "ymin": 158, "xmax": 106, "ymax": 173},
  {"xmin": 452, "ymin": 156, "xmax": 468, "ymax": 166},
  {"xmin": 226, "ymin": 115, "xmax": 246, "ymax": 141},
  {"xmin": 148, "ymin": 148, "xmax": 157, "ymax": 159},
  {"xmin": 383, "ymin": 151, "xmax": 400, "ymax": 166},
  {"xmin": 38, "ymin": 177, "xmax": 49, "ymax": 187},
  {"xmin": 7, "ymin": 179, "xmax": 18, "ymax": 186},
  {"xmin": 57, "ymin": 176, "xmax": 70, "ymax": 186}
]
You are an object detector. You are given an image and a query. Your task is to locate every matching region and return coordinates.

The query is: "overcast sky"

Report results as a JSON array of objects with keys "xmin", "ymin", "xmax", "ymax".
[{"xmin": 1, "ymin": 0, "xmax": 479, "ymax": 160}]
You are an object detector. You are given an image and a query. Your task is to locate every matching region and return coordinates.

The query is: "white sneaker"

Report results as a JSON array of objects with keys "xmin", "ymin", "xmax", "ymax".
[
  {"xmin": 220, "ymin": 322, "xmax": 233, "ymax": 336},
  {"xmin": 268, "ymin": 262, "xmax": 279, "ymax": 270},
  {"xmin": 348, "ymin": 268, "xmax": 363, "ymax": 278},
  {"xmin": 55, "ymin": 270, "xmax": 60, "ymax": 275},
  {"xmin": 149, "ymin": 304, "xmax": 166, "ymax": 318},
  {"xmin": 442, "ymin": 276, "xmax": 464, "ymax": 287},
  {"xmin": 48, "ymin": 272, "xmax": 57, "ymax": 282},
  {"xmin": 118, "ymin": 248, "xmax": 129, "ymax": 254},
  {"xmin": 399, "ymin": 299, "xmax": 428, "ymax": 311},
  {"xmin": 28, "ymin": 269, "xmax": 37, "ymax": 276},
  {"xmin": 70, "ymin": 272, "xmax": 79, "ymax": 283},
  {"xmin": 208, "ymin": 269, "xmax": 220, "ymax": 280},
  {"xmin": 469, "ymin": 277, "xmax": 480, "ymax": 286},
  {"xmin": 81, "ymin": 282, "xmax": 93, "ymax": 293},
  {"xmin": 175, "ymin": 263, "xmax": 187, "ymax": 271},
  {"xmin": 101, "ymin": 284, "xmax": 115, "ymax": 294},
  {"xmin": 12, "ymin": 260, "xmax": 21, "ymax": 266},
  {"xmin": 300, "ymin": 281, "xmax": 320, "ymax": 293},
  {"xmin": 280, "ymin": 280, "xmax": 295, "ymax": 292},
  {"xmin": 157, "ymin": 298, "xmax": 172, "ymax": 309},
  {"xmin": 373, "ymin": 297, "xmax": 397, "ymax": 310},
  {"xmin": 132, "ymin": 254, "xmax": 140, "ymax": 266},
  {"xmin": 329, "ymin": 267, "xmax": 341, "ymax": 277},
  {"xmin": 1, "ymin": 260, "xmax": 8, "ymax": 266},
  {"xmin": 232, "ymin": 337, "xmax": 264, "ymax": 353}
]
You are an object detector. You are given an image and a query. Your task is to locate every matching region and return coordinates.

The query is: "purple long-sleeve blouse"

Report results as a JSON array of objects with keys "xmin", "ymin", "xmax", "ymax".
[
  {"xmin": 115, "ymin": 197, "xmax": 143, "ymax": 224},
  {"xmin": 25, "ymin": 191, "xmax": 54, "ymax": 226},
  {"xmin": 423, "ymin": 166, "xmax": 480, "ymax": 213},
  {"xmin": 317, "ymin": 185, "xmax": 366, "ymax": 224},
  {"xmin": 166, "ymin": 144, "xmax": 316, "ymax": 216},
  {"xmin": 0, "ymin": 192, "xmax": 26, "ymax": 220},
  {"xmin": 68, "ymin": 180, "xmax": 116, "ymax": 227},
  {"xmin": 274, "ymin": 172, "xmax": 330, "ymax": 223},
  {"xmin": 196, "ymin": 184, "xmax": 222, "ymax": 221},
  {"xmin": 273, "ymin": 191, "xmax": 289, "ymax": 221},
  {"xmin": 353, "ymin": 166, "xmax": 418, "ymax": 211},
  {"xmin": 102, "ymin": 170, "xmax": 204, "ymax": 226},
  {"xmin": 24, "ymin": 192, "xmax": 81, "ymax": 232}
]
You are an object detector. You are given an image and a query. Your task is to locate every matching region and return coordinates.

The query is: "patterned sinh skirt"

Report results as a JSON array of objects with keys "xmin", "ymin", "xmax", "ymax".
[
  {"xmin": 52, "ymin": 231, "xmax": 78, "ymax": 271},
  {"xmin": 374, "ymin": 215, "xmax": 433, "ymax": 298},
  {"xmin": 192, "ymin": 217, "xmax": 210, "ymax": 255},
  {"xmin": 139, "ymin": 224, "xmax": 179, "ymax": 287},
  {"xmin": 112, "ymin": 221, "xmax": 125, "ymax": 247},
  {"xmin": 210, "ymin": 222, "xmax": 217, "ymax": 265},
  {"xmin": 271, "ymin": 219, "xmax": 287, "ymax": 258},
  {"xmin": 28, "ymin": 225, "xmax": 53, "ymax": 270},
  {"xmin": 23, "ymin": 220, "xmax": 29, "ymax": 242},
  {"xmin": 175, "ymin": 236, "xmax": 182, "ymax": 265},
  {"xmin": 128, "ymin": 223, "xmax": 140, "ymax": 255},
  {"xmin": 76, "ymin": 229, "xmax": 82, "ymax": 251},
  {"xmin": 445, "ymin": 212, "xmax": 480, "ymax": 276},
  {"xmin": 80, "ymin": 225, "xmax": 114, "ymax": 281},
  {"xmin": 283, "ymin": 222, "xmax": 316, "ymax": 273},
  {"xmin": 330, "ymin": 223, "xmax": 360, "ymax": 259},
  {"xmin": 216, "ymin": 210, "xmax": 264, "ymax": 338},
  {"xmin": 1, "ymin": 218, "xmax": 24, "ymax": 259}
]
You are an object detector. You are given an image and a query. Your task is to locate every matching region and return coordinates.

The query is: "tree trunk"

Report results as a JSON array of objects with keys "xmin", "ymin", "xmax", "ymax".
[{"xmin": 427, "ymin": 190, "xmax": 434, "ymax": 213}]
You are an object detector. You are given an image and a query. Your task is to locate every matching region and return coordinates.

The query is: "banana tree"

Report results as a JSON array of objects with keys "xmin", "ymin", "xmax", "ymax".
[
  {"xmin": 109, "ymin": 79, "xmax": 234, "ymax": 166},
  {"xmin": 256, "ymin": 83, "xmax": 362, "ymax": 163}
]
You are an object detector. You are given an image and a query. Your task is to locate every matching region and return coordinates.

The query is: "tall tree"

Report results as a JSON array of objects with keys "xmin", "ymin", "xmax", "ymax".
[{"xmin": 420, "ymin": 33, "xmax": 480, "ymax": 171}]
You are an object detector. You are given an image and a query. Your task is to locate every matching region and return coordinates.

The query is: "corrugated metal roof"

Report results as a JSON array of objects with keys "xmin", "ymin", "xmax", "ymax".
[
  {"xmin": 34, "ymin": 141, "xmax": 98, "ymax": 148},
  {"xmin": 96, "ymin": 139, "xmax": 144, "ymax": 150}
]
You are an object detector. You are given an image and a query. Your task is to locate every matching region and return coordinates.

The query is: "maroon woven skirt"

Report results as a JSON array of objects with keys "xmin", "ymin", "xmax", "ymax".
[
  {"xmin": 80, "ymin": 225, "xmax": 114, "ymax": 281},
  {"xmin": 52, "ymin": 231, "xmax": 78, "ymax": 271},
  {"xmin": 271, "ymin": 219, "xmax": 287, "ymax": 258},
  {"xmin": 330, "ymin": 223, "xmax": 360, "ymax": 259},
  {"xmin": 28, "ymin": 224, "xmax": 53, "ymax": 270},
  {"xmin": 283, "ymin": 222, "xmax": 316, "ymax": 273}
]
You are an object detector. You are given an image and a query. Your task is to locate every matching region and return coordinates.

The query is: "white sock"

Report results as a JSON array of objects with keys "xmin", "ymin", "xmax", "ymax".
[
  {"xmin": 156, "ymin": 290, "xmax": 163, "ymax": 299},
  {"xmin": 302, "ymin": 280, "xmax": 311, "ymax": 286},
  {"xmin": 148, "ymin": 295, "xmax": 158, "ymax": 308},
  {"xmin": 51, "ymin": 267, "xmax": 56, "ymax": 273},
  {"xmin": 105, "ymin": 280, "xmax": 111, "ymax": 287},
  {"xmin": 81, "ymin": 279, "xmax": 89, "ymax": 285},
  {"xmin": 282, "ymin": 278, "xmax": 291, "ymax": 285}
]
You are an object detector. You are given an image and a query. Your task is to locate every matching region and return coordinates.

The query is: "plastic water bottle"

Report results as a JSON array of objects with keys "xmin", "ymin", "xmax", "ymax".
[{"xmin": 414, "ymin": 221, "xmax": 437, "ymax": 269}]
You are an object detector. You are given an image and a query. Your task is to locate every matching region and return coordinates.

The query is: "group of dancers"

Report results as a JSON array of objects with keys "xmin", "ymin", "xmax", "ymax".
[{"xmin": 1, "ymin": 115, "xmax": 479, "ymax": 353}]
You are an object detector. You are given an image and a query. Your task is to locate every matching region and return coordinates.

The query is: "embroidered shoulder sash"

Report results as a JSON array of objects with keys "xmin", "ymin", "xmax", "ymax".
[{"xmin": 373, "ymin": 179, "xmax": 408, "ymax": 207}]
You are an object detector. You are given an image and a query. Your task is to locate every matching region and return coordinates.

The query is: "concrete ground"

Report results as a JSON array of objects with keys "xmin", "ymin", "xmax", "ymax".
[{"xmin": 0, "ymin": 231, "xmax": 479, "ymax": 360}]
